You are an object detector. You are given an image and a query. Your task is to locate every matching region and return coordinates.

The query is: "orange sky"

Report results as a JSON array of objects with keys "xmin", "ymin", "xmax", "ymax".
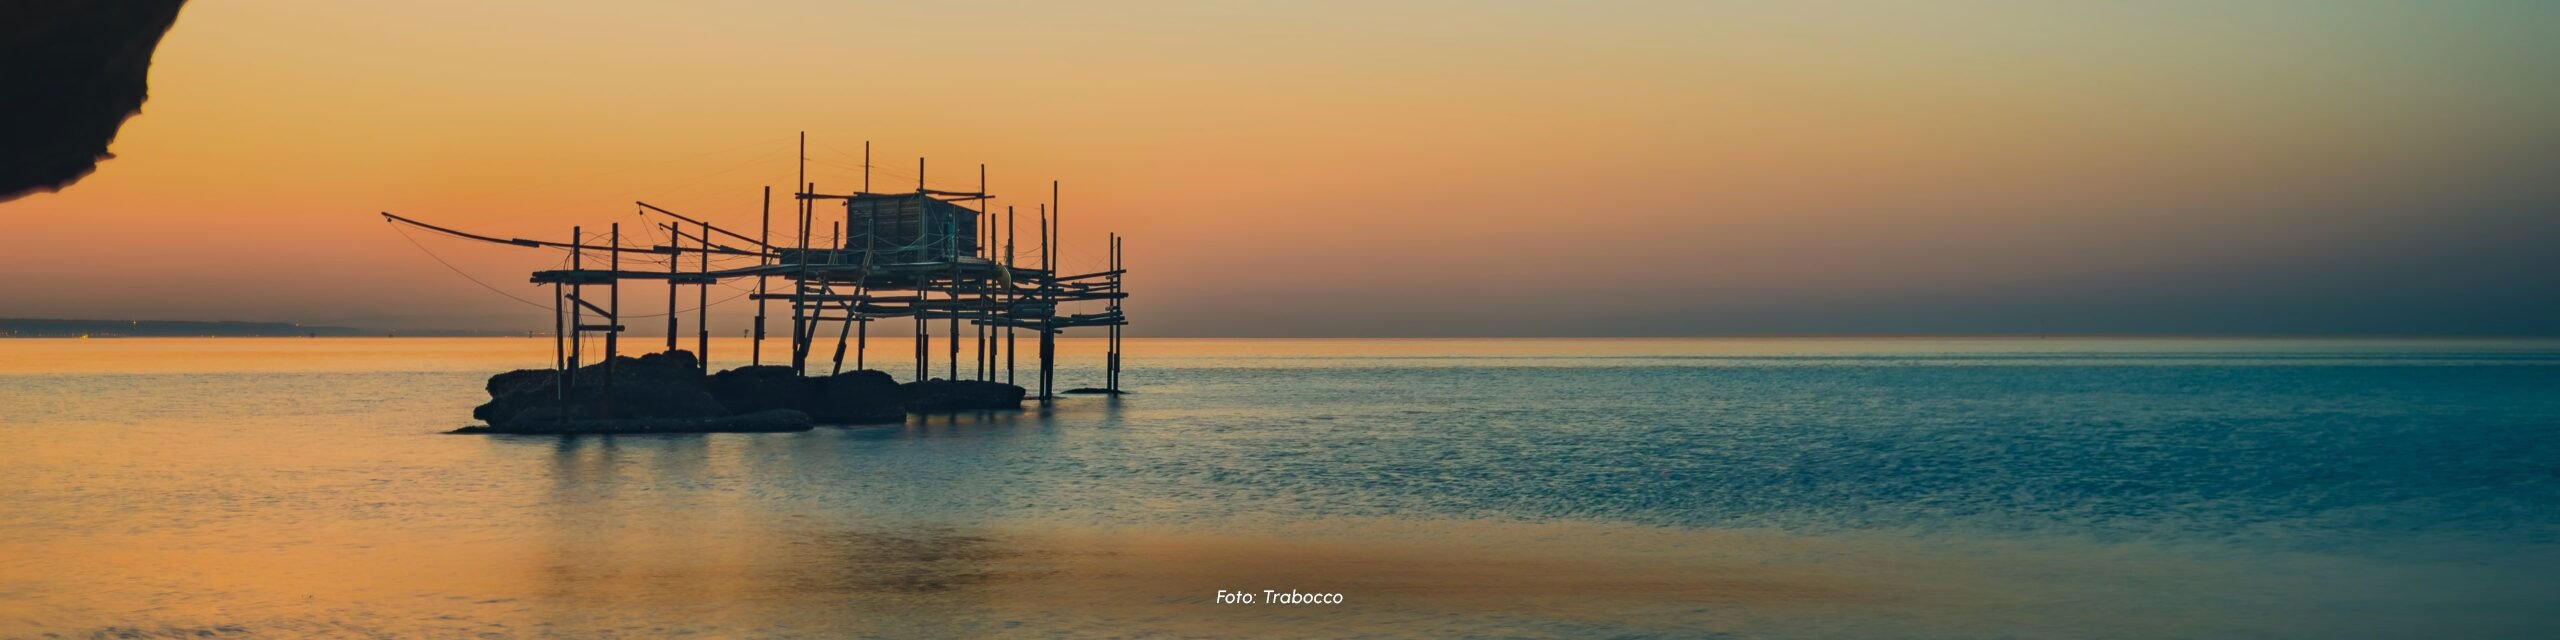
[{"xmin": 4, "ymin": 1, "xmax": 2556, "ymax": 335}]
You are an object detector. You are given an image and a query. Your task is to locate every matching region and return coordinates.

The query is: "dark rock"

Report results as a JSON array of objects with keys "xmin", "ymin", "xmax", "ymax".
[
  {"xmin": 2, "ymin": 1, "xmax": 189, "ymax": 201},
  {"xmin": 706, "ymin": 365, "xmax": 807, "ymax": 413},
  {"xmin": 814, "ymin": 370, "xmax": 905, "ymax": 423},
  {"xmin": 634, "ymin": 349, "xmax": 698, "ymax": 373},
  {"xmin": 472, "ymin": 350, "xmax": 723, "ymax": 429},
  {"xmin": 473, "ymin": 368, "xmax": 555, "ymax": 421},
  {"xmin": 487, "ymin": 367, "xmax": 553, "ymax": 398},
  {"xmin": 472, "ymin": 370, "xmax": 558, "ymax": 424},
  {"xmin": 900, "ymin": 379, "xmax": 1026, "ymax": 412},
  {"xmin": 465, "ymin": 351, "xmax": 1020, "ymax": 434},
  {"xmin": 451, "ymin": 409, "xmax": 813, "ymax": 435},
  {"xmin": 707, "ymin": 366, "xmax": 904, "ymax": 424}
]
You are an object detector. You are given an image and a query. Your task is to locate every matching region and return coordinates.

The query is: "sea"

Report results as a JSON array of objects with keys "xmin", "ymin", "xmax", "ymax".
[{"xmin": 1, "ymin": 337, "xmax": 2555, "ymax": 638}]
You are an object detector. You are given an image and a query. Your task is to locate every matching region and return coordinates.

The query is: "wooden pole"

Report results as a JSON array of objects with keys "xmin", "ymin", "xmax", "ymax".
[
  {"xmin": 1116, "ymin": 235, "xmax": 1125, "ymax": 391},
  {"xmin": 552, "ymin": 280, "xmax": 565, "ymax": 372},
  {"xmin": 609, "ymin": 223, "xmax": 621, "ymax": 363},
  {"xmin": 1006, "ymin": 205, "xmax": 1016, "ymax": 386},
  {"xmin": 607, "ymin": 222, "xmax": 621, "ymax": 418},
  {"xmin": 858, "ymin": 194, "xmax": 873, "ymax": 372},
  {"xmin": 792, "ymin": 133, "xmax": 810, "ymax": 374},
  {"xmin": 798, "ymin": 132, "xmax": 809, "ymax": 249},
  {"xmin": 975, "ymin": 163, "xmax": 987, "ymax": 381},
  {"xmin": 917, "ymin": 156, "xmax": 928, "ymax": 381},
  {"xmin": 1105, "ymin": 236, "xmax": 1116, "ymax": 389},
  {"xmin": 697, "ymin": 219, "xmax": 710, "ymax": 372},
  {"xmin": 947, "ymin": 167, "xmax": 963, "ymax": 381},
  {"xmin": 831, "ymin": 309, "xmax": 852, "ymax": 375},
  {"xmin": 858, "ymin": 141, "xmax": 870, "ymax": 373},
  {"xmin": 1102, "ymin": 232, "xmax": 1110, "ymax": 391},
  {"xmin": 947, "ymin": 210, "xmax": 959, "ymax": 381},
  {"xmin": 1102, "ymin": 234, "xmax": 1110, "ymax": 391},
  {"xmin": 1118, "ymin": 235, "xmax": 1124, "ymax": 391},
  {"xmin": 792, "ymin": 180, "xmax": 815, "ymax": 374},
  {"xmin": 569, "ymin": 227, "xmax": 580, "ymax": 366},
  {"xmin": 831, "ymin": 219, "xmax": 853, "ymax": 375},
  {"xmin": 1050, "ymin": 182, "xmax": 1060, "ymax": 397},
  {"xmin": 565, "ymin": 225, "xmax": 580, "ymax": 415},
  {"xmin": 915, "ymin": 250, "xmax": 927, "ymax": 381},
  {"xmin": 664, "ymin": 222, "xmax": 679, "ymax": 352},
  {"xmin": 915, "ymin": 273, "xmax": 927, "ymax": 382},
  {"xmin": 1109, "ymin": 233, "xmax": 1116, "ymax": 391},
  {"xmin": 1038, "ymin": 203, "xmax": 1052, "ymax": 400},
  {"xmin": 754, "ymin": 186, "xmax": 769, "ymax": 365}
]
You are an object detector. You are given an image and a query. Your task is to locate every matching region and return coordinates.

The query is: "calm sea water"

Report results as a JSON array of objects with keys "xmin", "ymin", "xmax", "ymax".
[{"xmin": 2, "ymin": 337, "xmax": 2555, "ymax": 638}]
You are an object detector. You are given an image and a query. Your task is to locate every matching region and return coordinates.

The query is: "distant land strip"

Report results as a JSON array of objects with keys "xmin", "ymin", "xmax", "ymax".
[{"xmin": 0, "ymin": 318, "xmax": 526, "ymax": 338}]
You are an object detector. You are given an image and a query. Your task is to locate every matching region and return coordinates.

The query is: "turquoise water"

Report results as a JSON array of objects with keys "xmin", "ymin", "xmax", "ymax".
[{"xmin": 2, "ymin": 337, "xmax": 2556, "ymax": 637}]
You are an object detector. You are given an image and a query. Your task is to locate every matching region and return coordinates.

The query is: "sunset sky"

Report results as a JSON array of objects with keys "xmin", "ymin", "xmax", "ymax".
[{"xmin": 3, "ymin": 1, "xmax": 2555, "ymax": 336}]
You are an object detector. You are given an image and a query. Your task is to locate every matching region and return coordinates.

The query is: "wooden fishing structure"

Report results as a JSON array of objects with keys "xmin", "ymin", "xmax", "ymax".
[{"xmin": 380, "ymin": 134, "xmax": 1127, "ymax": 401}]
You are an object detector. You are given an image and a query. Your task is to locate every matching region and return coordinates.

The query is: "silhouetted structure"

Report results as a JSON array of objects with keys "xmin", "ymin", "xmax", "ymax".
[
  {"xmin": 0, "ymin": 0, "xmax": 188, "ymax": 201},
  {"xmin": 381, "ymin": 134, "xmax": 1128, "ymax": 404}
]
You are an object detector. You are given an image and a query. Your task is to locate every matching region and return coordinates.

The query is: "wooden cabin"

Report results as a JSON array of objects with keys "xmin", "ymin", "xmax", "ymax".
[{"xmin": 844, "ymin": 193, "xmax": 980, "ymax": 264}]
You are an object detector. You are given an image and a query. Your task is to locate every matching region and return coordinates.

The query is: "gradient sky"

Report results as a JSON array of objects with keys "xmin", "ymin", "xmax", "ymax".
[{"xmin": 3, "ymin": 1, "xmax": 2555, "ymax": 336}]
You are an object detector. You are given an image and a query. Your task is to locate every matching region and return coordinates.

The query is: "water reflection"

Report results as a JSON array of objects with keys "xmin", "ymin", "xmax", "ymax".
[{"xmin": 5, "ymin": 338, "xmax": 2558, "ymax": 638}]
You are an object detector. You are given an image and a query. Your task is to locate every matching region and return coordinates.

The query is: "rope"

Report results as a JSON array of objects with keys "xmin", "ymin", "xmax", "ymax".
[{"xmin": 389, "ymin": 220, "xmax": 553, "ymax": 310}]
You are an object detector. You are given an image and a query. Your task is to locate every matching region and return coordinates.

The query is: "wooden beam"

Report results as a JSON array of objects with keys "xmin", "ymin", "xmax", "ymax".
[{"xmin": 636, "ymin": 201, "xmax": 767, "ymax": 249}]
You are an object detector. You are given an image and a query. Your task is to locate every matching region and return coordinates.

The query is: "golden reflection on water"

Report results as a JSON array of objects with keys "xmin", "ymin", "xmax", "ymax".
[
  {"xmin": 5, "ymin": 337, "xmax": 2554, "ymax": 638},
  {"xmin": 10, "ymin": 335, "xmax": 2541, "ymax": 375},
  {"xmin": 0, "ymin": 509, "xmax": 1905, "ymax": 637},
  {"xmin": 1, "ymin": 338, "xmax": 1884, "ymax": 637}
]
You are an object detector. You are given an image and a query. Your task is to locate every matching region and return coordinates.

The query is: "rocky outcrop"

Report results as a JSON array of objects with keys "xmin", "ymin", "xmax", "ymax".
[
  {"xmin": 816, "ymin": 370, "xmax": 906, "ymax": 421},
  {"xmin": 451, "ymin": 409, "xmax": 812, "ymax": 435},
  {"xmin": 2, "ymin": 1, "xmax": 189, "ymax": 201},
  {"xmin": 469, "ymin": 352, "xmax": 726, "ymax": 429},
  {"xmin": 707, "ymin": 365, "xmax": 905, "ymax": 424},
  {"xmin": 899, "ymin": 379, "xmax": 1026, "ymax": 412},
  {"xmin": 463, "ymin": 350, "xmax": 1023, "ymax": 434}
]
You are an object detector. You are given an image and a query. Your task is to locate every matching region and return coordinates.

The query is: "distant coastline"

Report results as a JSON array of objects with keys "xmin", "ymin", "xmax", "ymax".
[{"xmin": 0, "ymin": 318, "xmax": 527, "ymax": 338}]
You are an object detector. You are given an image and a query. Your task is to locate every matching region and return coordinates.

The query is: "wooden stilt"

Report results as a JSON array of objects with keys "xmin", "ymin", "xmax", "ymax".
[
  {"xmin": 858, "ymin": 191, "xmax": 873, "ymax": 372},
  {"xmin": 792, "ymin": 132, "xmax": 810, "ymax": 374},
  {"xmin": 552, "ymin": 281, "xmax": 565, "ymax": 371},
  {"xmin": 665, "ymin": 222, "xmax": 679, "ymax": 352},
  {"xmin": 1109, "ymin": 233, "xmax": 1116, "ymax": 391},
  {"xmin": 975, "ymin": 163, "xmax": 987, "ymax": 382},
  {"xmin": 917, "ymin": 156, "xmax": 929, "ymax": 382},
  {"xmin": 606, "ymin": 222, "xmax": 621, "ymax": 418},
  {"xmin": 754, "ymin": 186, "xmax": 768, "ymax": 365},
  {"xmin": 1050, "ymin": 183, "xmax": 1060, "ymax": 397},
  {"xmin": 564, "ymin": 225, "xmax": 580, "ymax": 416},
  {"xmin": 697, "ymin": 220, "xmax": 709, "ymax": 372},
  {"xmin": 791, "ymin": 180, "xmax": 816, "ymax": 374},
  {"xmin": 829, "ymin": 221, "xmax": 852, "ymax": 375},
  {"xmin": 948, "ymin": 220, "xmax": 959, "ymax": 381},
  {"xmin": 1034, "ymin": 200, "xmax": 1044, "ymax": 399},
  {"xmin": 916, "ymin": 279, "xmax": 928, "ymax": 382},
  {"xmin": 1006, "ymin": 205, "xmax": 1016, "ymax": 386},
  {"xmin": 1102, "ymin": 232, "xmax": 1110, "ymax": 391}
]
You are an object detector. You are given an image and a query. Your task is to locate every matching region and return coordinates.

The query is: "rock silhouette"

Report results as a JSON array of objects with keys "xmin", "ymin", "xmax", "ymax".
[
  {"xmin": 708, "ymin": 365, "xmax": 906, "ymax": 424},
  {"xmin": 463, "ymin": 350, "xmax": 1023, "ymax": 434},
  {"xmin": 1, "ymin": 0, "xmax": 188, "ymax": 201},
  {"xmin": 452, "ymin": 409, "xmax": 813, "ymax": 435},
  {"xmin": 901, "ymin": 379, "xmax": 1029, "ymax": 412}
]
